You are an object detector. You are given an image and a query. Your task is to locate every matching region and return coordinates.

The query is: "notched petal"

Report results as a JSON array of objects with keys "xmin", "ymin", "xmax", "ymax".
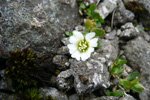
[
  {"xmin": 89, "ymin": 38, "xmax": 98, "ymax": 47},
  {"xmin": 85, "ymin": 32, "xmax": 95, "ymax": 41},
  {"xmin": 71, "ymin": 50, "xmax": 81, "ymax": 61},
  {"xmin": 73, "ymin": 30, "xmax": 84, "ymax": 39}
]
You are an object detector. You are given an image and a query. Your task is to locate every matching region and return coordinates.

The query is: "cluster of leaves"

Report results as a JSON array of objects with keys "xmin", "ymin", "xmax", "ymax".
[
  {"xmin": 5, "ymin": 49, "xmax": 39, "ymax": 92},
  {"xmin": 66, "ymin": 3, "xmax": 105, "ymax": 48},
  {"xmin": 106, "ymin": 54, "xmax": 144, "ymax": 96}
]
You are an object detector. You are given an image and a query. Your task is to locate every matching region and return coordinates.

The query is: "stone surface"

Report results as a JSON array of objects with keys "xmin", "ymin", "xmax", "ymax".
[
  {"xmin": 69, "ymin": 94, "xmax": 79, "ymax": 100},
  {"xmin": 69, "ymin": 58, "xmax": 110, "ymax": 95},
  {"xmin": 123, "ymin": 0, "xmax": 150, "ymax": 29},
  {"xmin": 123, "ymin": 37, "xmax": 150, "ymax": 100},
  {"xmin": 56, "ymin": 69, "xmax": 74, "ymax": 91},
  {"xmin": 124, "ymin": 0, "xmax": 150, "ymax": 14},
  {"xmin": 0, "ymin": 36, "xmax": 9, "ymax": 58},
  {"xmin": 57, "ymin": 46, "xmax": 69, "ymax": 55},
  {"xmin": 119, "ymin": 94, "xmax": 136, "ymax": 100},
  {"xmin": 53, "ymin": 55, "xmax": 70, "ymax": 70},
  {"xmin": 95, "ymin": 0, "xmax": 118, "ymax": 19},
  {"xmin": 83, "ymin": 0, "xmax": 101, "ymax": 6},
  {"xmin": 97, "ymin": 39, "xmax": 119, "ymax": 66},
  {"xmin": 40, "ymin": 87, "xmax": 69, "ymax": 100},
  {"xmin": 114, "ymin": 0, "xmax": 135, "ymax": 25},
  {"xmin": 0, "ymin": 0, "xmax": 81, "ymax": 55},
  {"xmin": 91, "ymin": 96, "xmax": 119, "ymax": 100},
  {"xmin": 0, "ymin": 93, "xmax": 17, "ymax": 100},
  {"xmin": 117, "ymin": 23, "xmax": 139, "ymax": 40},
  {"xmin": 105, "ymin": 30, "xmax": 117, "ymax": 40}
]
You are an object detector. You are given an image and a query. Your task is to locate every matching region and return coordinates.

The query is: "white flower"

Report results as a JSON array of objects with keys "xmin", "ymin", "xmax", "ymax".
[{"xmin": 67, "ymin": 30, "xmax": 98, "ymax": 61}]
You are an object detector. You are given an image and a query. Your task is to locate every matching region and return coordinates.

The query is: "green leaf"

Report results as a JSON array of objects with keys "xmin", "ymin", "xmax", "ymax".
[
  {"xmin": 92, "ymin": 12, "xmax": 99, "ymax": 19},
  {"xmin": 98, "ymin": 17, "xmax": 104, "ymax": 23},
  {"xmin": 115, "ymin": 54, "xmax": 121, "ymax": 64},
  {"xmin": 111, "ymin": 91, "xmax": 124, "ymax": 96},
  {"xmin": 123, "ymin": 81, "xmax": 132, "ymax": 90},
  {"xmin": 117, "ymin": 60, "xmax": 127, "ymax": 65},
  {"xmin": 65, "ymin": 32, "xmax": 73, "ymax": 36},
  {"xmin": 105, "ymin": 90, "xmax": 124, "ymax": 96},
  {"xmin": 82, "ymin": 29, "xmax": 90, "ymax": 36},
  {"xmin": 131, "ymin": 78, "xmax": 141, "ymax": 85},
  {"xmin": 95, "ymin": 41, "xmax": 101, "ymax": 49},
  {"xmin": 96, "ymin": 22, "xmax": 101, "ymax": 27},
  {"xmin": 92, "ymin": 28, "xmax": 105, "ymax": 37},
  {"xmin": 79, "ymin": 3, "xmax": 86, "ymax": 10},
  {"xmin": 86, "ymin": 9, "xmax": 92, "ymax": 17},
  {"xmin": 84, "ymin": 19, "xmax": 94, "ymax": 31},
  {"xmin": 110, "ymin": 65, "xmax": 125, "ymax": 76},
  {"xmin": 131, "ymin": 83, "xmax": 144, "ymax": 93},
  {"xmin": 119, "ymin": 80, "xmax": 132, "ymax": 90},
  {"xmin": 124, "ymin": 72, "xmax": 139, "ymax": 81},
  {"xmin": 105, "ymin": 90, "xmax": 111, "ymax": 96},
  {"xmin": 89, "ymin": 4, "xmax": 97, "ymax": 11}
]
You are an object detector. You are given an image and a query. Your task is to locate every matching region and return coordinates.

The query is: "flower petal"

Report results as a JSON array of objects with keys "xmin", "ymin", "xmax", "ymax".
[
  {"xmin": 85, "ymin": 32, "xmax": 95, "ymax": 41},
  {"xmin": 71, "ymin": 50, "xmax": 81, "ymax": 61},
  {"xmin": 81, "ymin": 53, "xmax": 89, "ymax": 61},
  {"xmin": 86, "ymin": 47, "xmax": 94, "ymax": 58},
  {"xmin": 69, "ymin": 35, "xmax": 79, "ymax": 44},
  {"xmin": 73, "ymin": 30, "xmax": 84, "ymax": 39},
  {"xmin": 89, "ymin": 38, "xmax": 98, "ymax": 47},
  {"xmin": 67, "ymin": 44, "xmax": 77, "ymax": 54}
]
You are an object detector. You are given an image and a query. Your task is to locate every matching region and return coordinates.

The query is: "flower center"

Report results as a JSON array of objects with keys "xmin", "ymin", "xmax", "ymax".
[{"xmin": 77, "ymin": 39, "xmax": 89, "ymax": 53}]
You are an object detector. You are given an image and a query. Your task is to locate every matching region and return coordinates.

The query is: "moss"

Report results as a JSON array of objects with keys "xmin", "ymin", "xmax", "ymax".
[
  {"xmin": 55, "ymin": 70, "xmax": 60, "ymax": 75},
  {"xmin": 144, "ymin": 27, "xmax": 149, "ymax": 31},
  {"xmin": 5, "ymin": 49, "xmax": 39, "ymax": 92},
  {"xmin": 21, "ymin": 88, "xmax": 42, "ymax": 100},
  {"xmin": 124, "ymin": 1, "xmax": 143, "ymax": 13},
  {"xmin": 44, "ymin": 96, "xmax": 57, "ymax": 100}
]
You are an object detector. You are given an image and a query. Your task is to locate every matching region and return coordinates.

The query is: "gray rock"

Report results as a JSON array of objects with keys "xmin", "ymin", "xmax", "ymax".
[
  {"xmin": 105, "ymin": 30, "xmax": 117, "ymax": 40},
  {"xmin": 75, "ymin": 25, "xmax": 84, "ymax": 31},
  {"xmin": 123, "ymin": 37, "xmax": 150, "ymax": 100},
  {"xmin": 91, "ymin": 96, "xmax": 119, "ymax": 100},
  {"xmin": 69, "ymin": 94, "xmax": 79, "ymax": 100},
  {"xmin": 124, "ymin": 0, "xmax": 150, "ymax": 14},
  {"xmin": 104, "ymin": 26, "xmax": 112, "ymax": 33},
  {"xmin": 83, "ymin": 0, "xmax": 101, "ymax": 6},
  {"xmin": 97, "ymin": 39, "xmax": 119, "ymax": 66},
  {"xmin": 61, "ymin": 38, "xmax": 70, "ymax": 46},
  {"xmin": 0, "ymin": 35, "xmax": 9, "ymax": 58},
  {"xmin": 69, "ymin": 58, "xmax": 110, "ymax": 95},
  {"xmin": 119, "ymin": 94, "xmax": 136, "ymax": 100},
  {"xmin": 0, "ymin": 0, "xmax": 81, "ymax": 55},
  {"xmin": 53, "ymin": 55, "xmax": 70, "ymax": 70},
  {"xmin": 57, "ymin": 46, "xmax": 69, "ymax": 55},
  {"xmin": 114, "ymin": 0, "xmax": 135, "ymax": 25},
  {"xmin": 0, "ymin": 77, "xmax": 14, "ymax": 92},
  {"xmin": 117, "ymin": 23, "xmax": 139, "ymax": 40},
  {"xmin": 95, "ymin": 0, "xmax": 118, "ymax": 19},
  {"xmin": 0, "ymin": 93, "xmax": 17, "ymax": 100},
  {"xmin": 56, "ymin": 69, "xmax": 74, "ymax": 91},
  {"xmin": 123, "ymin": 0, "xmax": 150, "ymax": 29},
  {"xmin": 39, "ymin": 87, "xmax": 69, "ymax": 100}
]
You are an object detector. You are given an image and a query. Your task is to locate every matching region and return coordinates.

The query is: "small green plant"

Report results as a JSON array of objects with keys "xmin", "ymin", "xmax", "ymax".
[
  {"xmin": 66, "ymin": 4, "xmax": 105, "ymax": 48},
  {"xmin": 5, "ymin": 49, "xmax": 39, "ymax": 92},
  {"xmin": 124, "ymin": 1, "xmax": 143, "ymax": 13},
  {"xmin": 106, "ymin": 54, "xmax": 144, "ymax": 96},
  {"xmin": 25, "ymin": 88, "xmax": 42, "ymax": 100},
  {"xmin": 44, "ymin": 96, "xmax": 57, "ymax": 100}
]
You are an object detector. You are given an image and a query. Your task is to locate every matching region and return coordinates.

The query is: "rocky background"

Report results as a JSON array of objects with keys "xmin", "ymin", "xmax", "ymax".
[{"xmin": 0, "ymin": 0, "xmax": 150, "ymax": 100}]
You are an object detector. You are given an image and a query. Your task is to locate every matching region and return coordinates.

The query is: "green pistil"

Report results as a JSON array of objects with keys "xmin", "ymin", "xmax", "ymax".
[{"xmin": 77, "ymin": 39, "xmax": 89, "ymax": 53}]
